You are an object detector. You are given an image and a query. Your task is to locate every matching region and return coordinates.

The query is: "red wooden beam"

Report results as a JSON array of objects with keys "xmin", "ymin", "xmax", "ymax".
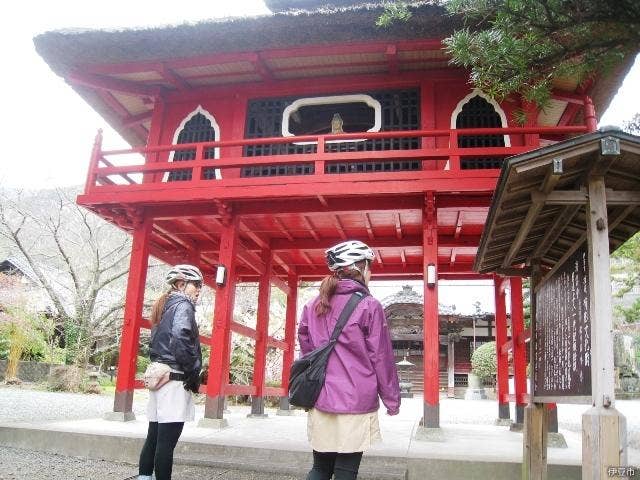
[
  {"xmin": 224, "ymin": 384, "xmax": 256, "ymax": 396},
  {"xmin": 364, "ymin": 213, "xmax": 375, "ymax": 240},
  {"xmin": 158, "ymin": 64, "xmax": 190, "ymax": 91},
  {"xmin": 67, "ymin": 71, "xmax": 162, "ymax": 97},
  {"xmin": 270, "ymin": 235, "xmax": 481, "ymax": 251},
  {"xmin": 302, "ymin": 215, "xmax": 320, "ymax": 242}
]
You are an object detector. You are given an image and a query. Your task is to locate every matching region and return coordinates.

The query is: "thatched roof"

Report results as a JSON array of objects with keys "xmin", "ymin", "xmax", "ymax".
[
  {"xmin": 34, "ymin": 3, "xmax": 453, "ymax": 79},
  {"xmin": 33, "ymin": 2, "xmax": 632, "ymax": 148}
]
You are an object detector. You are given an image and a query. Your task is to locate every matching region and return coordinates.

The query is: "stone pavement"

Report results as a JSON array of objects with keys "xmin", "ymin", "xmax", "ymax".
[{"xmin": 1, "ymin": 386, "xmax": 639, "ymax": 479}]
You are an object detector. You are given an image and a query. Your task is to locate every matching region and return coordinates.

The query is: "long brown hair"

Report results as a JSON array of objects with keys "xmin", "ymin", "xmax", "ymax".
[
  {"xmin": 315, "ymin": 261, "xmax": 366, "ymax": 316},
  {"xmin": 150, "ymin": 290, "xmax": 172, "ymax": 327}
]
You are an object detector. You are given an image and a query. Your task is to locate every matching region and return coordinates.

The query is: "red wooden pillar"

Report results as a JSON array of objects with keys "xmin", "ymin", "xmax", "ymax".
[
  {"xmin": 510, "ymin": 277, "xmax": 527, "ymax": 425},
  {"xmin": 146, "ymin": 96, "xmax": 166, "ymax": 184},
  {"xmin": 250, "ymin": 249, "xmax": 273, "ymax": 417},
  {"xmin": 584, "ymin": 95, "xmax": 598, "ymax": 132},
  {"xmin": 422, "ymin": 192, "xmax": 440, "ymax": 428},
  {"xmin": 110, "ymin": 216, "xmax": 152, "ymax": 421},
  {"xmin": 203, "ymin": 215, "xmax": 239, "ymax": 424},
  {"xmin": 279, "ymin": 273, "xmax": 298, "ymax": 412},
  {"xmin": 494, "ymin": 276, "xmax": 510, "ymax": 422}
]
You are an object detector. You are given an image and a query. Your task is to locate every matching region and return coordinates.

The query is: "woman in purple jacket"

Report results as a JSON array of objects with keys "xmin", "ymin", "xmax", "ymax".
[{"xmin": 298, "ymin": 240, "xmax": 401, "ymax": 480}]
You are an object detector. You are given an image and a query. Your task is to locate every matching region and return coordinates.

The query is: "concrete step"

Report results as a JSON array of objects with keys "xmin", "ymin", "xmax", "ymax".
[{"xmin": 175, "ymin": 452, "xmax": 408, "ymax": 480}]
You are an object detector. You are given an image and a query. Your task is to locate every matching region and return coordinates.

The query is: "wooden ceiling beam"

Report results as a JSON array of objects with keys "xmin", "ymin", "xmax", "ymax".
[
  {"xmin": 502, "ymin": 166, "xmax": 562, "ymax": 268},
  {"xmin": 364, "ymin": 213, "xmax": 375, "ymax": 240},
  {"xmin": 454, "ymin": 211, "xmax": 463, "ymax": 239},
  {"xmin": 334, "ymin": 215, "xmax": 347, "ymax": 240},
  {"xmin": 302, "ymin": 215, "xmax": 320, "ymax": 242},
  {"xmin": 538, "ymin": 204, "xmax": 636, "ymax": 288},
  {"xmin": 158, "ymin": 64, "xmax": 190, "ymax": 91},
  {"xmin": 394, "ymin": 212, "xmax": 403, "ymax": 239},
  {"xmin": 273, "ymin": 217, "xmax": 295, "ymax": 242},
  {"xmin": 67, "ymin": 71, "xmax": 162, "ymax": 97},
  {"xmin": 270, "ymin": 234, "xmax": 480, "ymax": 251}
]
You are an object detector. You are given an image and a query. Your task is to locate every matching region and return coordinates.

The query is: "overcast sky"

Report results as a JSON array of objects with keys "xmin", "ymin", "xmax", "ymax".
[{"xmin": 1, "ymin": 0, "xmax": 638, "ymax": 190}]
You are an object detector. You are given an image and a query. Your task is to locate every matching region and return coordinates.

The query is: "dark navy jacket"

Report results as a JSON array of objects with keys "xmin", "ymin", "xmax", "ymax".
[{"xmin": 149, "ymin": 293, "xmax": 202, "ymax": 375}]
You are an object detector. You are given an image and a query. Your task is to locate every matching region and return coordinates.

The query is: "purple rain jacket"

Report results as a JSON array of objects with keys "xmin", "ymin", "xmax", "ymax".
[{"xmin": 297, "ymin": 279, "xmax": 401, "ymax": 415}]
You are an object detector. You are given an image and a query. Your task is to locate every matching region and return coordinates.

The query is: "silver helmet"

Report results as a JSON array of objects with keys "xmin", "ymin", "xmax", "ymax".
[
  {"xmin": 165, "ymin": 264, "xmax": 203, "ymax": 285},
  {"xmin": 325, "ymin": 240, "xmax": 375, "ymax": 271}
]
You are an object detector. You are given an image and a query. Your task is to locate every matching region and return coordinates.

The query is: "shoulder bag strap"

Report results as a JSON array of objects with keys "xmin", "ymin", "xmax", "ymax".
[{"xmin": 329, "ymin": 291, "xmax": 367, "ymax": 343}]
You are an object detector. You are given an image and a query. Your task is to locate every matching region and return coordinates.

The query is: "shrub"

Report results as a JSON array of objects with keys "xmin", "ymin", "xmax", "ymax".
[
  {"xmin": 471, "ymin": 342, "xmax": 497, "ymax": 381},
  {"xmin": 136, "ymin": 355, "xmax": 150, "ymax": 374}
]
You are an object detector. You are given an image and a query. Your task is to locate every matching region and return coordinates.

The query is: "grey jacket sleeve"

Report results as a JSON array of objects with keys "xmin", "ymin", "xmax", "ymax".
[{"xmin": 170, "ymin": 301, "xmax": 201, "ymax": 374}]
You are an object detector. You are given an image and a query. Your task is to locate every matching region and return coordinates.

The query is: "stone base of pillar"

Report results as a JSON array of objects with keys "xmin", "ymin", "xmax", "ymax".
[
  {"xmin": 515, "ymin": 404, "xmax": 525, "ymax": 424},
  {"xmin": 198, "ymin": 417, "xmax": 229, "ymax": 429},
  {"xmin": 447, "ymin": 387, "xmax": 455, "ymax": 398},
  {"xmin": 582, "ymin": 406, "xmax": 627, "ymax": 478},
  {"xmin": 495, "ymin": 403, "xmax": 511, "ymax": 425},
  {"xmin": 276, "ymin": 409, "xmax": 295, "ymax": 416},
  {"xmin": 415, "ymin": 426, "xmax": 445, "ymax": 442},
  {"xmin": 421, "ymin": 403, "xmax": 439, "ymax": 429},
  {"xmin": 247, "ymin": 413, "xmax": 269, "ymax": 418},
  {"xmin": 548, "ymin": 432, "xmax": 568, "ymax": 449},
  {"xmin": 495, "ymin": 418, "xmax": 512, "ymax": 426},
  {"xmin": 104, "ymin": 411, "xmax": 135, "ymax": 422},
  {"xmin": 509, "ymin": 422, "xmax": 523, "ymax": 432}
]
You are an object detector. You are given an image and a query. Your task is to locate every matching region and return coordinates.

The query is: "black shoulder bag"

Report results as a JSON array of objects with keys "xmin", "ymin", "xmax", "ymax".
[{"xmin": 288, "ymin": 291, "xmax": 367, "ymax": 409}]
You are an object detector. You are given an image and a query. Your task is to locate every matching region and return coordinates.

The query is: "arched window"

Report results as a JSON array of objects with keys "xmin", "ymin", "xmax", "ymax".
[
  {"xmin": 452, "ymin": 92, "xmax": 508, "ymax": 169},
  {"xmin": 168, "ymin": 106, "xmax": 220, "ymax": 181}
]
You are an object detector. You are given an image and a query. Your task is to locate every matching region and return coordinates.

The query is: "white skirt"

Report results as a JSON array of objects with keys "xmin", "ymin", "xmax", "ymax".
[
  {"xmin": 147, "ymin": 379, "xmax": 194, "ymax": 423},
  {"xmin": 307, "ymin": 409, "xmax": 382, "ymax": 453}
]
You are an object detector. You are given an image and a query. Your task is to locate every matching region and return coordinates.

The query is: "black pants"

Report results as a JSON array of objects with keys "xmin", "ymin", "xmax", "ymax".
[
  {"xmin": 138, "ymin": 421, "xmax": 184, "ymax": 480},
  {"xmin": 306, "ymin": 450, "xmax": 363, "ymax": 480}
]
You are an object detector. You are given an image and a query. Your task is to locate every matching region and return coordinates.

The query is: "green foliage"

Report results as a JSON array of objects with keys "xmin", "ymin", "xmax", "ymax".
[
  {"xmin": 442, "ymin": 0, "xmax": 639, "ymax": 106},
  {"xmin": 136, "ymin": 355, "xmax": 150, "ymax": 374},
  {"xmin": 230, "ymin": 337, "xmax": 255, "ymax": 385},
  {"xmin": 612, "ymin": 232, "xmax": 640, "ymax": 325},
  {"xmin": 379, "ymin": 1, "xmax": 640, "ymax": 107},
  {"xmin": 471, "ymin": 341, "xmax": 497, "ymax": 380},
  {"xmin": 377, "ymin": 1, "xmax": 412, "ymax": 27}
]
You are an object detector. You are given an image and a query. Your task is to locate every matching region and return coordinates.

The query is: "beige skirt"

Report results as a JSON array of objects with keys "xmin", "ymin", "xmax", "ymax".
[{"xmin": 307, "ymin": 409, "xmax": 382, "ymax": 453}]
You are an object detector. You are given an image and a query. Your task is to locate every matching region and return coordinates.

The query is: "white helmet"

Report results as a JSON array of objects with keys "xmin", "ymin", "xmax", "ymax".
[
  {"xmin": 165, "ymin": 264, "xmax": 203, "ymax": 285},
  {"xmin": 325, "ymin": 240, "xmax": 375, "ymax": 271}
]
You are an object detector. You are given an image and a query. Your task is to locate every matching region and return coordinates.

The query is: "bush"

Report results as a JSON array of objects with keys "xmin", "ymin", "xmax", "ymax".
[
  {"xmin": 471, "ymin": 342, "xmax": 497, "ymax": 381},
  {"xmin": 136, "ymin": 355, "xmax": 150, "ymax": 374}
]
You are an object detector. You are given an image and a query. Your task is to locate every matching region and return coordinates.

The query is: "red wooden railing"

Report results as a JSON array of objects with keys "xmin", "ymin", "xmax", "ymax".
[{"xmin": 84, "ymin": 126, "xmax": 588, "ymax": 194}]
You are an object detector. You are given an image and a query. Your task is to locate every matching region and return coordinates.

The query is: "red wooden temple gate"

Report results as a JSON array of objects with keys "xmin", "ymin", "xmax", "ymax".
[{"xmin": 34, "ymin": 2, "xmax": 624, "ymax": 429}]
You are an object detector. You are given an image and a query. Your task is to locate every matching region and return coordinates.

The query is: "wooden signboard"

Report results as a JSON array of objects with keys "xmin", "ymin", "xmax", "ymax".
[{"xmin": 533, "ymin": 246, "xmax": 591, "ymax": 402}]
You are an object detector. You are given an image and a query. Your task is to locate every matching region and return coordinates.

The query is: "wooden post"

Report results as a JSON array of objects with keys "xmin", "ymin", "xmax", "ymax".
[
  {"xmin": 109, "ymin": 215, "xmax": 151, "ymax": 421},
  {"xmin": 582, "ymin": 176, "xmax": 627, "ymax": 479},
  {"xmin": 201, "ymin": 215, "xmax": 239, "ymax": 428},
  {"xmin": 523, "ymin": 261, "xmax": 548, "ymax": 480},
  {"xmin": 279, "ymin": 273, "xmax": 298, "ymax": 413},
  {"xmin": 510, "ymin": 277, "xmax": 527, "ymax": 425},
  {"xmin": 422, "ymin": 192, "xmax": 440, "ymax": 428},
  {"xmin": 523, "ymin": 403, "xmax": 549, "ymax": 480},
  {"xmin": 250, "ymin": 249, "xmax": 273, "ymax": 417},
  {"xmin": 495, "ymin": 276, "xmax": 510, "ymax": 422}
]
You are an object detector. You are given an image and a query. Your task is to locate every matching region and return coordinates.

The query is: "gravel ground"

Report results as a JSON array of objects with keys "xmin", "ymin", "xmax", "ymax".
[
  {"xmin": 0, "ymin": 385, "xmax": 146, "ymax": 423},
  {"xmin": 0, "ymin": 446, "xmax": 298, "ymax": 480}
]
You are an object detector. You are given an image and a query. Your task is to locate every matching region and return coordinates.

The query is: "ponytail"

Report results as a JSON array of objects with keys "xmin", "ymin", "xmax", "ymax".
[
  {"xmin": 150, "ymin": 290, "xmax": 171, "ymax": 327},
  {"xmin": 315, "ymin": 260, "xmax": 367, "ymax": 316}
]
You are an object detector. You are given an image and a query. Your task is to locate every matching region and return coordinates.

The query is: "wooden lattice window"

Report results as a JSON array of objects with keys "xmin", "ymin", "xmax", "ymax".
[
  {"xmin": 456, "ymin": 96, "xmax": 505, "ymax": 169},
  {"xmin": 242, "ymin": 89, "xmax": 420, "ymax": 177},
  {"xmin": 168, "ymin": 112, "xmax": 218, "ymax": 181}
]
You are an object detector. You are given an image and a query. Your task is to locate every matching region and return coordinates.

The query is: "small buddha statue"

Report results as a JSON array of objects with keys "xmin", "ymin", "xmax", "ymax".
[{"xmin": 331, "ymin": 113, "xmax": 344, "ymax": 134}]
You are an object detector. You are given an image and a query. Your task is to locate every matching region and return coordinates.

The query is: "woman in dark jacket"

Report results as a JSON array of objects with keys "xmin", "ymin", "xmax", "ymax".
[
  {"xmin": 137, "ymin": 264, "xmax": 203, "ymax": 480},
  {"xmin": 298, "ymin": 241, "xmax": 400, "ymax": 480}
]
